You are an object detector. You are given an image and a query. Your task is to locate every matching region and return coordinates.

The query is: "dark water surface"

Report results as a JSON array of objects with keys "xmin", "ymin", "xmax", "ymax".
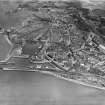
[{"xmin": 0, "ymin": 70, "xmax": 105, "ymax": 105}]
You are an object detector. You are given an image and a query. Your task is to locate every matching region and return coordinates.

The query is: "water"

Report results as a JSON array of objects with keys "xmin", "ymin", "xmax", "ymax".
[{"xmin": 0, "ymin": 70, "xmax": 104, "ymax": 105}]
